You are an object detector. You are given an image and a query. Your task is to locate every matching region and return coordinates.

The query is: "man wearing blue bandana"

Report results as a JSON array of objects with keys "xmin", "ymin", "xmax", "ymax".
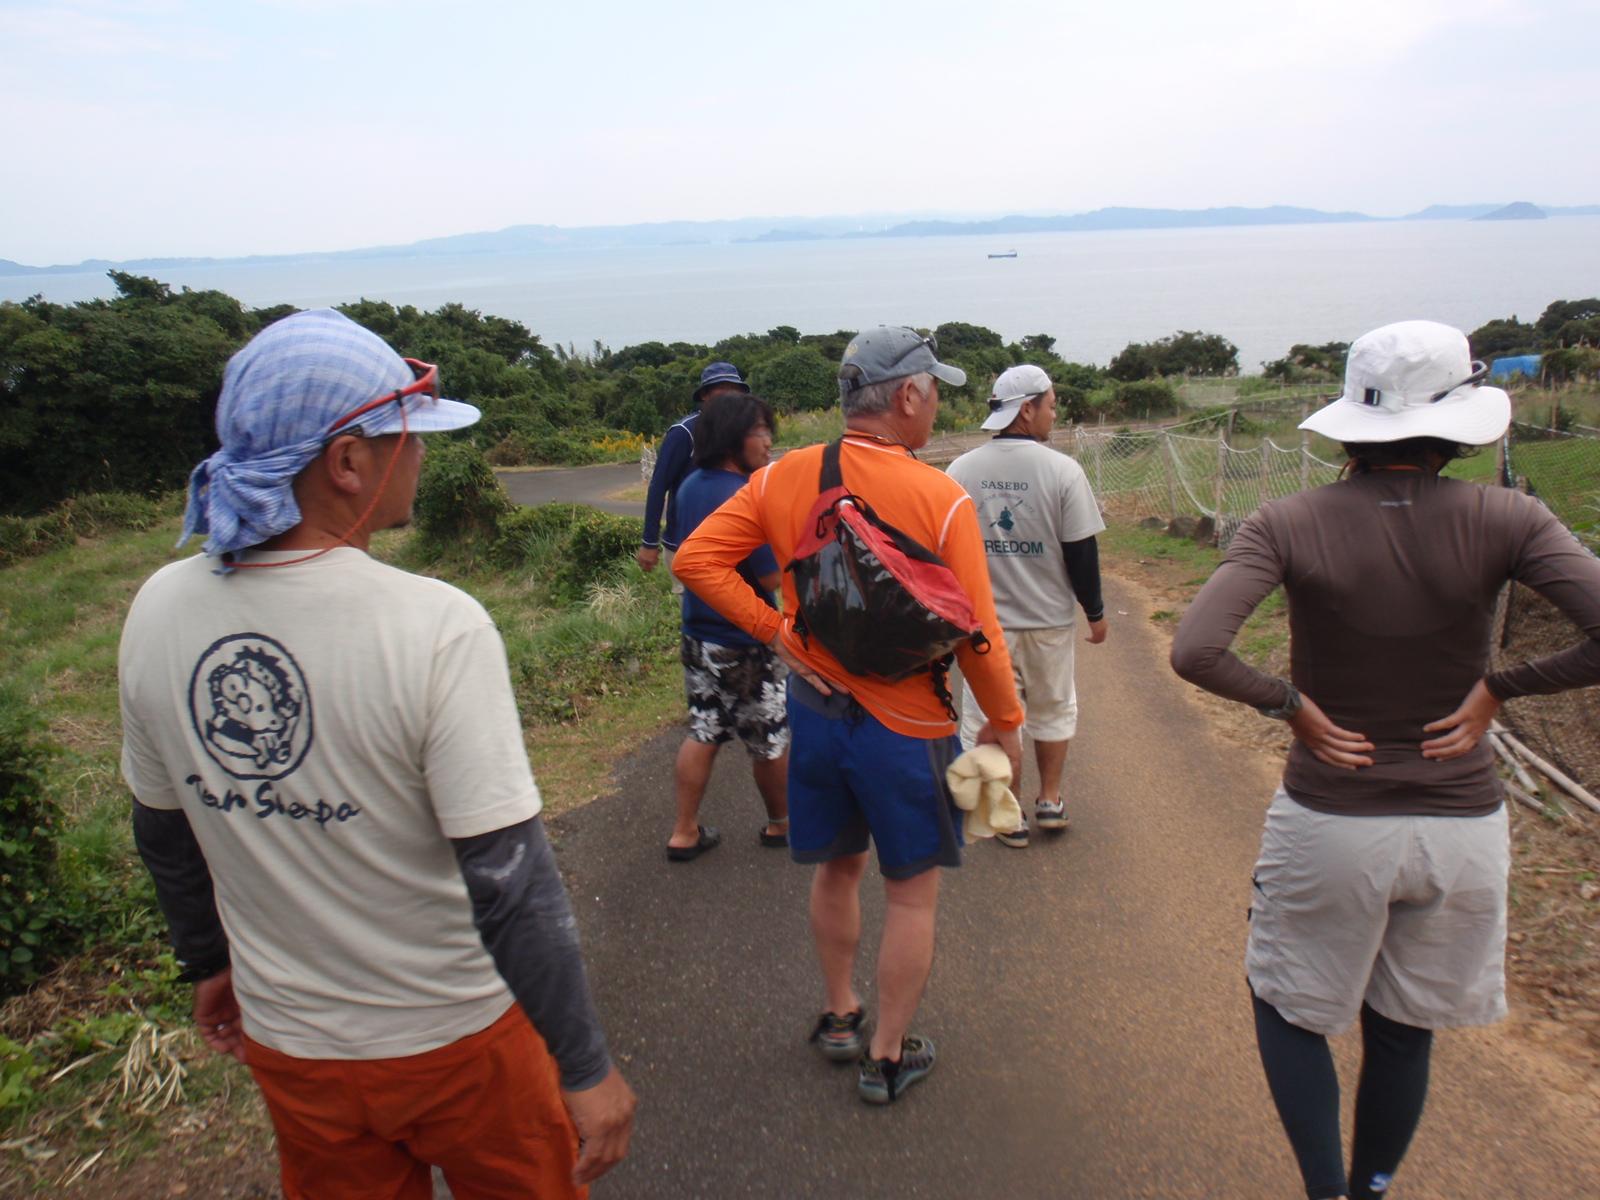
[{"xmin": 119, "ymin": 309, "xmax": 635, "ymax": 1199}]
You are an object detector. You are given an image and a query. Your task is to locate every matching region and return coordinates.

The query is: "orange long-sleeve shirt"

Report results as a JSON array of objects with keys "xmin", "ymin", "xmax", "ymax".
[{"xmin": 673, "ymin": 436, "xmax": 1024, "ymax": 739}]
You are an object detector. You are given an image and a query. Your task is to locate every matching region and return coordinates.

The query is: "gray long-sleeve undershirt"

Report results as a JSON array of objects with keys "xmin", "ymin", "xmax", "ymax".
[
  {"xmin": 132, "ymin": 801, "xmax": 230, "ymax": 982},
  {"xmin": 451, "ymin": 817, "xmax": 613, "ymax": 1091}
]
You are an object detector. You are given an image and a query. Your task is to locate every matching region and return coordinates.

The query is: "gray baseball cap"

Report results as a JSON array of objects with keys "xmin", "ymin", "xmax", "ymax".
[{"xmin": 837, "ymin": 326, "xmax": 968, "ymax": 395}]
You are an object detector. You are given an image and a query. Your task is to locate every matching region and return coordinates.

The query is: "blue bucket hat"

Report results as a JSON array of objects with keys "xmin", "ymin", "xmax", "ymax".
[
  {"xmin": 693, "ymin": 361, "xmax": 750, "ymax": 402},
  {"xmin": 180, "ymin": 308, "xmax": 480, "ymax": 560}
]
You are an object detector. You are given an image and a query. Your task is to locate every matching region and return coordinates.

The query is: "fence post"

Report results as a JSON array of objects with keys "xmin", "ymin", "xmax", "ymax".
[
  {"xmin": 1094, "ymin": 416, "xmax": 1105, "ymax": 498},
  {"xmin": 1299, "ymin": 401, "xmax": 1311, "ymax": 490},
  {"xmin": 1259, "ymin": 440, "xmax": 1271, "ymax": 508},
  {"xmin": 1212, "ymin": 410, "xmax": 1234, "ymax": 523},
  {"xmin": 1161, "ymin": 430, "xmax": 1179, "ymax": 517}
]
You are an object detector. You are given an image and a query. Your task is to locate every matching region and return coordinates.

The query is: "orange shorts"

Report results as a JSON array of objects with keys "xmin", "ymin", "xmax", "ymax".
[{"xmin": 245, "ymin": 1003, "xmax": 584, "ymax": 1200}]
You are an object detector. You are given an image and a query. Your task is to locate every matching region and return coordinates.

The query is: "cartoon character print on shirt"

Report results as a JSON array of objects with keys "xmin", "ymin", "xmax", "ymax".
[{"xmin": 188, "ymin": 633, "xmax": 314, "ymax": 781}]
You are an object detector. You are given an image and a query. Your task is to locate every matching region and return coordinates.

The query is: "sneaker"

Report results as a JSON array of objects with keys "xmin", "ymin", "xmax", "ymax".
[
  {"xmin": 995, "ymin": 817, "xmax": 1029, "ymax": 848},
  {"xmin": 809, "ymin": 1009, "xmax": 865, "ymax": 1062},
  {"xmin": 1035, "ymin": 798, "xmax": 1069, "ymax": 831},
  {"xmin": 857, "ymin": 1036, "xmax": 936, "ymax": 1104}
]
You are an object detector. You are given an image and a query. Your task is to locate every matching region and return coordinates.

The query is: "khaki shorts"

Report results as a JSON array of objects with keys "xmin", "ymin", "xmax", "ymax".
[
  {"xmin": 1246, "ymin": 788, "xmax": 1509, "ymax": 1036},
  {"xmin": 959, "ymin": 625, "xmax": 1078, "ymax": 747}
]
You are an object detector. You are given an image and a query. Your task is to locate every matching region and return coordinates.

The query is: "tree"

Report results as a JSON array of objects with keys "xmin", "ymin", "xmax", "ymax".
[
  {"xmin": 932, "ymin": 322, "xmax": 1003, "ymax": 353},
  {"xmin": 1263, "ymin": 341, "xmax": 1348, "ymax": 382},
  {"xmin": 1110, "ymin": 330, "xmax": 1238, "ymax": 380},
  {"xmin": 1535, "ymin": 299, "xmax": 1600, "ymax": 342},
  {"xmin": 749, "ymin": 346, "xmax": 836, "ymax": 412},
  {"xmin": 1467, "ymin": 319, "xmax": 1536, "ymax": 360},
  {"xmin": 1107, "ymin": 341, "xmax": 1157, "ymax": 381}
]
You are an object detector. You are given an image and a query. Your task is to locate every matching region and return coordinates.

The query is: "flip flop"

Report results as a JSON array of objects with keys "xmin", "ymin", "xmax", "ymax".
[{"xmin": 666, "ymin": 825, "xmax": 722, "ymax": 862}]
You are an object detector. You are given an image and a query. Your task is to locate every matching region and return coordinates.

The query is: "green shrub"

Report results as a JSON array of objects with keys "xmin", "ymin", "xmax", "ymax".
[
  {"xmin": 489, "ymin": 504, "xmax": 644, "ymax": 603},
  {"xmin": 0, "ymin": 509, "xmax": 73, "ymax": 567},
  {"xmin": 491, "ymin": 503, "xmax": 588, "ymax": 572},
  {"xmin": 64, "ymin": 491, "xmax": 168, "ymax": 535},
  {"xmin": 506, "ymin": 587, "xmax": 677, "ymax": 724},
  {"xmin": 1112, "ymin": 379, "xmax": 1179, "ymax": 419},
  {"xmin": 485, "ymin": 433, "xmax": 533, "ymax": 466},
  {"xmin": 414, "ymin": 439, "xmax": 512, "ymax": 549},
  {"xmin": 0, "ymin": 688, "xmax": 65, "ymax": 996},
  {"xmin": 559, "ymin": 511, "xmax": 642, "ymax": 596},
  {"xmin": 0, "ymin": 491, "xmax": 174, "ymax": 568}
]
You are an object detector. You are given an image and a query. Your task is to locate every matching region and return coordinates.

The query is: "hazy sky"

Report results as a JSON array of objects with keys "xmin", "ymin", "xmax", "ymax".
[{"xmin": 3, "ymin": 0, "xmax": 1596, "ymax": 264}]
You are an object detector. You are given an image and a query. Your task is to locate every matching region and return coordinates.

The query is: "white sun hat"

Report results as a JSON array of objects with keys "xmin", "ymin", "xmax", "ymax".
[{"xmin": 1299, "ymin": 320, "xmax": 1510, "ymax": 446}]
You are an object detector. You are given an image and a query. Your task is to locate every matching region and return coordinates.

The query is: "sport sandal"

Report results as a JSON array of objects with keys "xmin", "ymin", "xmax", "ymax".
[
  {"xmin": 1035, "ymin": 798, "xmax": 1069, "ymax": 830},
  {"xmin": 995, "ymin": 817, "xmax": 1029, "ymax": 848},
  {"xmin": 810, "ymin": 1009, "xmax": 865, "ymax": 1062},
  {"xmin": 858, "ymin": 1035, "xmax": 936, "ymax": 1104}
]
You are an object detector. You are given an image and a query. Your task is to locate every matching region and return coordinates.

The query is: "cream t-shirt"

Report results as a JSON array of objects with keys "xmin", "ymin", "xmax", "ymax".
[
  {"xmin": 947, "ymin": 438, "xmax": 1105, "ymax": 631},
  {"xmin": 120, "ymin": 548, "xmax": 540, "ymax": 1060}
]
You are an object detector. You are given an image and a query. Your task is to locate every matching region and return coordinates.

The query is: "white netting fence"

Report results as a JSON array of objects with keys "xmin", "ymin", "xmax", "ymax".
[
  {"xmin": 1064, "ymin": 419, "xmax": 1342, "ymax": 546},
  {"xmin": 1494, "ymin": 422, "xmax": 1600, "ymax": 796}
]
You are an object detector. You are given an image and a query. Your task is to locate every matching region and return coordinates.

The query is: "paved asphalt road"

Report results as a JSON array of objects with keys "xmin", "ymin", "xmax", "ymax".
[
  {"xmin": 478, "ymin": 465, "xmax": 1599, "ymax": 1198},
  {"xmin": 497, "ymin": 464, "xmax": 644, "ymax": 516},
  {"xmin": 540, "ymin": 570, "xmax": 1600, "ymax": 1199}
]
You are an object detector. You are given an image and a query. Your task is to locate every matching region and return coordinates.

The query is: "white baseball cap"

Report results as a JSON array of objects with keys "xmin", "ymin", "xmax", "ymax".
[
  {"xmin": 1299, "ymin": 320, "xmax": 1510, "ymax": 446},
  {"xmin": 981, "ymin": 364, "xmax": 1053, "ymax": 431}
]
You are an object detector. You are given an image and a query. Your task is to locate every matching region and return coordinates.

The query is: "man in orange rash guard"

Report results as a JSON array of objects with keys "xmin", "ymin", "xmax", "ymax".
[{"xmin": 674, "ymin": 326, "xmax": 1024, "ymax": 1106}]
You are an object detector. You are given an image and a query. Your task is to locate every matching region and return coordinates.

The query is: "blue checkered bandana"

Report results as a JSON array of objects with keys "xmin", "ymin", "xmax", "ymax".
[{"xmin": 180, "ymin": 309, "xmax": 425, "ymax": 561}]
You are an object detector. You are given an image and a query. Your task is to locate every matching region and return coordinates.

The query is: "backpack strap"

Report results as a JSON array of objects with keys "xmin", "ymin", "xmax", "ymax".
[{"xmin": 820, "ymin": 438, "xmax": 845, "ymax": 492}]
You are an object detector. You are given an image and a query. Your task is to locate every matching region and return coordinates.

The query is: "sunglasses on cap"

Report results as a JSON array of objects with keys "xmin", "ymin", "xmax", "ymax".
[
  {"xmin": 1356, "ymin": 361, "xmax": 1489, "ymax": 409},
  {"xmin": 327, "ymin": 358, "xmax": 439, "ymax": 435}
]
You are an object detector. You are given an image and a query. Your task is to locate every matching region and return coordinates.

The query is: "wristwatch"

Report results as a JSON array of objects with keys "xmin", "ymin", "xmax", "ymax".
[{"xmin": 1256, "ymin": 681, "xmax": 1302, "ymax": 721}]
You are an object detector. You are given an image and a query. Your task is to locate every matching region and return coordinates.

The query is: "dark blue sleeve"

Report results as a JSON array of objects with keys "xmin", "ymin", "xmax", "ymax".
[
  {"xmin": 745, "ymin": 545, "xmax": 779, "ymax": 580},
  {"xmin": 643, "ymin": 424, "xmax": 693, "ymax": 547}
]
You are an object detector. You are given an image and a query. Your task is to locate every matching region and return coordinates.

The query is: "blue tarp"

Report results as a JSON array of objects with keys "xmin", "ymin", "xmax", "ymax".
[{"xmin": 1490, "ymin": 354, "xmax": 1541, "ymax": 381}]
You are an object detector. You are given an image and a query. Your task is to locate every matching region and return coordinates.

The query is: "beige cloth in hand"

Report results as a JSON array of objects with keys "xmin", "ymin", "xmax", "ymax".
[{"xmin": 945, "ymin": 744, "xmax": 1023, "ymax": 840}]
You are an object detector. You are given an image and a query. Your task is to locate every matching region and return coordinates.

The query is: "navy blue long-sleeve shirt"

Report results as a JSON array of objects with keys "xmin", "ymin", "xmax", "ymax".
[{"xmin": 642, "ymin": 411, "xmax": 700, "ymax": 549}]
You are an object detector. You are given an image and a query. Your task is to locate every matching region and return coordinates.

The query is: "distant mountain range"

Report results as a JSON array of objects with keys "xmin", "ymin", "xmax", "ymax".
[{"xmin": 4, "ymin": 202, "xmax": 1598, "ymax": 277}]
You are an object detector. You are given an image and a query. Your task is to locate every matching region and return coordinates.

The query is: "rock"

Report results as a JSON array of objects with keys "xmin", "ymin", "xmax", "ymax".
[
  {"xmin": 1166, "ymin": 516, "xmax": 1199, "ymax": 539},
  {"xmin": 1192, "ymin": 515, "xmax": 1216, "ymax": 544},
  {"xmin": 1139, "ymin": 516, "xmax": 1165, "ymax": 530}
]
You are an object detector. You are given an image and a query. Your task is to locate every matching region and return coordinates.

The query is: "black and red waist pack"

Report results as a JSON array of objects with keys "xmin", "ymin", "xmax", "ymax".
[{"xmin": 787, "ymin": 439, "xmax": 988, "ymax": 714}]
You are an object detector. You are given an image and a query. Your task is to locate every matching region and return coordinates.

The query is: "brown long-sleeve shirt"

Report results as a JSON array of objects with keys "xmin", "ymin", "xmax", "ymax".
[{"xmin": 1171, "ymin": 471, "xmax": 1600, "ymax": 816}]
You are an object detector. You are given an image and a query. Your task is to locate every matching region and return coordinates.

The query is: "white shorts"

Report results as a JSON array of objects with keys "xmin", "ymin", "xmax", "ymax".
[
  {"xmin": 1246, "ymin": 788, "xmax": 1509, "ymax": 1036},
  {"xmin": 959, "ymin": 625, "xmax": 1078, "ymax": 747}
]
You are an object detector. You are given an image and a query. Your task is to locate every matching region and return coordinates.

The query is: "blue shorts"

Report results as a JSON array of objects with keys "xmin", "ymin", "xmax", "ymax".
[{"xmin": 786, "ymin": 677, "xmax": 963, "ymax": 880}]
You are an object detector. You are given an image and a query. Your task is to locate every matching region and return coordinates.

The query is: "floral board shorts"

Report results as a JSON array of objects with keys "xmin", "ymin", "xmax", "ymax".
[{"xmin": 680, "ymin": 634, "xmax": 790, "ymax": 759}]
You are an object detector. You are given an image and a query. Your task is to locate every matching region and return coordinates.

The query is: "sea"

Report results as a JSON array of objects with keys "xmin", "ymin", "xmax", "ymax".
[{"xmin": 5, "ymin": 217, "xmax": 1599, "ymax": 371}]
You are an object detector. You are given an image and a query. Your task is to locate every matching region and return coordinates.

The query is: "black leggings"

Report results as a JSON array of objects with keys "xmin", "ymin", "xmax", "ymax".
[{"xmin": 1252, "ymin": 991, "xmax": 1433, "ymax": 1200}]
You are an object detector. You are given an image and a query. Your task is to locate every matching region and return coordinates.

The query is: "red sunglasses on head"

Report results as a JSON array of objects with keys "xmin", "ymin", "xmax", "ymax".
[{"xmin": 326, "ymin": 358, "xmax": 439, "ymax": 435}]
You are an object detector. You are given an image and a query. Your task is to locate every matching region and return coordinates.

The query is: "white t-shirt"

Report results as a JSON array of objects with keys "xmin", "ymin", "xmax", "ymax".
[
  {"xmin": 119, "ymin": 548, "xmax": 541, "ymax": 1060},
  {"xmin": 946, "ymin": 437, "xmax": 1105, "ymax": 631}
]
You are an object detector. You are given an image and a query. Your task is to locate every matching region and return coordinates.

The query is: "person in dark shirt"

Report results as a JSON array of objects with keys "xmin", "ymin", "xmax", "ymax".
[
  {"xmin": 664, "ymin": 391, "xmax": 789, "ymax": 860},
  {"xmin": 636, "ymin": 361, "xmax": 750, "ymax": 592},
  {"xmin": 1171, "ymin": 320, "xmax": 1600, "ymax": 1200}
]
